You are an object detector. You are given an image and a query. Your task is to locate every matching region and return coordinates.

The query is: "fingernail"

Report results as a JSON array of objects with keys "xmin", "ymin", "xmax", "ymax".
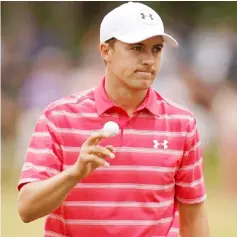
[
  {"xmin": 104, "ymin": 162, "xmax": 110, "ymax": 167},
  {"xmin": 109, "ymin": 153, "xmax": 115, "ymax": 159}
]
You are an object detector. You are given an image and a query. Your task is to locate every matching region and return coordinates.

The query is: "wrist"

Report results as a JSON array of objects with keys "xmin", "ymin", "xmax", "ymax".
[{"xmin": 64, "ymin": 165, "xmax": 82, "ymax": 184}]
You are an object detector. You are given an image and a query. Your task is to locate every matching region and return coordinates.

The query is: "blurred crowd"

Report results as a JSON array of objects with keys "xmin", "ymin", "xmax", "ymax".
[{"xmin": 1, "ymin": 2, "xmax": 237, "ymax": 196}]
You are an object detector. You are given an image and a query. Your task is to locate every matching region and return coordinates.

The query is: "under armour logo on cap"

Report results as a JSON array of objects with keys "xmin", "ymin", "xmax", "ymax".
[
  {"xmin": 140, "ymin": 12, "xmax": 154, "ymax": 20},
  {"xmin": 139, "ymin": 8, "xmax": 157, "ymax": 25}
]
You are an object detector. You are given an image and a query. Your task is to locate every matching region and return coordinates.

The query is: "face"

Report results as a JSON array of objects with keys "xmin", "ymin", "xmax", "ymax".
[{"xmin": 100, "ymin": 36, "xmax": 164, "ymax": 91}]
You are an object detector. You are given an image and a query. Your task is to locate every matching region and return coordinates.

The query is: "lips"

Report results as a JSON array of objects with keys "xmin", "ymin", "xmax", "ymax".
[
  {"xmin": 135, "ymin": 70, "xmax": 154, "ymax": 76},
  {"xmin": 136, "ymin": 71, "xmax": 151, "ymax": 74},
  {"xmin": 135, "ymin": 69, "xmax": 155, "ymax": 75}
]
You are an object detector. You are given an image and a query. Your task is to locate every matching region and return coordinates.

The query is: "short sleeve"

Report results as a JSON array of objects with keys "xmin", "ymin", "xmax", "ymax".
[
  {"xmin": 175, "ymin": 117, "xmax": 207, "ymax": 204},
  {"xmin": 17, "ymin": 110, "xmax": 63, "ymax": 191}
]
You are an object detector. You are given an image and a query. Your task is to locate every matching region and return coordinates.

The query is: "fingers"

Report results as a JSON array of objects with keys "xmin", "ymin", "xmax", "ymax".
[
  {"xmin": 105, "ymin": 145, "xmax": 114, "ymax": 153},
  {"xmin": 93, "ymin": 145, "xmax": 114, "ymax": 159},
  {"xmin": 85, "ymin": 132, "xmax": 110, "ymax": 146},
  {"xmin": 85, "ymin": 131, "xmax": 115, "ymax": 146},
  {"xmin": 81, "ymin": 154, "xmax": 110, "ymax": 167},
  {"xmin": 86, "ymin": 145, "xmax": 115, "ymax": 159},
  {"xmin": 80, "ymin": 133, "xmax": 115, "ymax": 173}
]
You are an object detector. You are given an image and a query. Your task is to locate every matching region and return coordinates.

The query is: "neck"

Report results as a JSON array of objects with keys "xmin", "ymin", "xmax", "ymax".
[{"xmin": 104, "ymin": 71, "xmax": 148, "ymax": 115}]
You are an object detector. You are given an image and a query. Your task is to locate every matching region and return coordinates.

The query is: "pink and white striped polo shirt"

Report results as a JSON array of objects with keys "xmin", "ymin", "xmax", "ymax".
[{"xmin": 18, "ymin": 78, "xmax": 206, "ymax": 237}]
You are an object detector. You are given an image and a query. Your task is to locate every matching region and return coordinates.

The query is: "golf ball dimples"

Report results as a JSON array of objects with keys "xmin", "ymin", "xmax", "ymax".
[{"xmin": 103, "ymin": 121, "xmax": 120, "ymax": 135}]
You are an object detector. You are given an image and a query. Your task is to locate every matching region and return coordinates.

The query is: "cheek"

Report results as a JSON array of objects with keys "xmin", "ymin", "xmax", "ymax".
[
  {"xmin": 156, "ymin": 61, "xmax": 161, "ymax": 70},
  {"xmin": 112, "ymin": 59, "xmax": 135, "ymax": 77},
  {"xmin": 157, "ymin": 55, "xmax": 162, "ymax": 65},
  {"xmin": 155, "ymin": 57, "xmax": 162, "ymax": 70}
]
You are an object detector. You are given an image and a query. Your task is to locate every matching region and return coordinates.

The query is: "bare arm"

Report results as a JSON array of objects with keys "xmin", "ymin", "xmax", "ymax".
[
  {"xmin": 178, "ymin": 201, "xmax": 210, "ymax": 237},
  {"xmin": 18, "ymin": 132, "xmax": 114, "ymax": 223},
  {"xmin": 18, "ymin": 166, "xmax": 81, "ymax": 223}
]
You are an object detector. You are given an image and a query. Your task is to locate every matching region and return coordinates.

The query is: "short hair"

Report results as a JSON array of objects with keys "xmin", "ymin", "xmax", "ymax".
[
  {"xmin": 104, "ymin": 38, "xmax": 116, "ymax": 65},
  {"xmin": 105, "ymin": 37, "xmax": 116, "ymax": 49}
]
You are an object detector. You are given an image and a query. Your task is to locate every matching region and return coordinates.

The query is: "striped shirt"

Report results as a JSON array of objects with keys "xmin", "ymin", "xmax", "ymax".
[{"xmin": 18, "ymin": 78, "xmax": 206, "ymax": 237}]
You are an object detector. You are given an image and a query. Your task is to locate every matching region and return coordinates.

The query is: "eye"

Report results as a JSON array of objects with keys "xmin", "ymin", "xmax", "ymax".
[
  {"xmin": 152, "ymin": 46, "xmax": 163, "ymax": 53},
  {"xmin": 132, "ymin": 45, "xmax": 143, "ymax": 51}
]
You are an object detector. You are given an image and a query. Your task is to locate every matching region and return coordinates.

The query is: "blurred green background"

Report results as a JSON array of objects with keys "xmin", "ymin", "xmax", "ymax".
[{"xmin": 1, "ymin": 2, "xmax": 237, "ymax": 237}]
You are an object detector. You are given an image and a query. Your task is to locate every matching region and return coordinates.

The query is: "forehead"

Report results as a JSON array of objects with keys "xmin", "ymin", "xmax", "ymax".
[
  {"xmin": 138, "ymin": 36, "xmax": 164, "ymax": 45},
  {"xmin": 120, "ymin": 36, "xmax": 164, "ymax": 47}
]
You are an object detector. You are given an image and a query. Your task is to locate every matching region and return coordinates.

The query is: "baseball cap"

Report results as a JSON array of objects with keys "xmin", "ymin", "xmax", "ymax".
[{"xmin": 100, "ymin": 2, "xmax": 178, "ymax": 47}]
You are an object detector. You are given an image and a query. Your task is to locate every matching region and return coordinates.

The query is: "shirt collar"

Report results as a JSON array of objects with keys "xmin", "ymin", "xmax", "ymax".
[{"xmin": 94, "ymin": 77, "xmax": 160, "ymax": 117}]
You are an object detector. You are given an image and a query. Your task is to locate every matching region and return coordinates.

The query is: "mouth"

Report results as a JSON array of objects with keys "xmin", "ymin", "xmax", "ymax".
[
  {"xmin": 135, "ymin": 71, "xmax": 154, "ymax": 77},
  {"xmin": 135, "ymin": 68, "xmax": 155, "ymax": 74}
]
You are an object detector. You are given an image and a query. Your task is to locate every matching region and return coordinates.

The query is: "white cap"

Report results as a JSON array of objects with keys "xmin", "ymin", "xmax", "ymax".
[{"xmin": 100, "ymin": 2, "xmax": 178, "ymax": 47}]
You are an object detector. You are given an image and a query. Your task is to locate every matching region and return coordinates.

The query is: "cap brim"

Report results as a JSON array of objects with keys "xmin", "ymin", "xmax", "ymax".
[
  {"xmin": 162, "ymin": 33, "xmax": 178, "ymax": 48},
  {"xmin": 114, "ymin": 29, "xmax": 178, "ymax": 48}
]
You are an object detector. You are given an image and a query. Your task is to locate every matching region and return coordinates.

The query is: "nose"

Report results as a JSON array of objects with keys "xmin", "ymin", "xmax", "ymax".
[
  {"xmin": 142, "ymin": 58, "xmax": 155, "ymax": 66},
  {"xmin": 141, "ymin": 52, "xmax": 155, "ymax": 66}
]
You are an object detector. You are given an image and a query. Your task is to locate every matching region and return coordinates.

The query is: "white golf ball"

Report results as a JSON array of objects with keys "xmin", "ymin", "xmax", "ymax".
[{"xmin": 103, "ymin": 121, "xmax": 120, "ymax": 135}]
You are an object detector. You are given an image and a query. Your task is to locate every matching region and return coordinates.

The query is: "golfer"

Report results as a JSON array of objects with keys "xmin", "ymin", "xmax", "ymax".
[{"xmin": 18, "ymin": 2, "xmax": 210, "ymax": 237}]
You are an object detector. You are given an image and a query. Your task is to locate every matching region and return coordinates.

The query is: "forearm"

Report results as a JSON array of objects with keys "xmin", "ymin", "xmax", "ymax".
[
  {"xmin": 18, "ymin": 166, "xmax": 80, "ymax": 223},
  {"xmin": 179, "ymin": 202, "xmax": 210, "ymax": 237},
  {"xmin": 180, "ymin": 213, "xmax": 209, "ymax": 237}
]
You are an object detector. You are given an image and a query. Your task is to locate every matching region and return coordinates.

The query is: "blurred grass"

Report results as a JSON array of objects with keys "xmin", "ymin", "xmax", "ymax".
[{"xmin": 1, "ymin": 145, "xmax": 237, "ymax": 237}]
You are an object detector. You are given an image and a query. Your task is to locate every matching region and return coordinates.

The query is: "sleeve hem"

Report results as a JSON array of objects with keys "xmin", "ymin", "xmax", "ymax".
[
  {"xmin": 176, "ymin": 194, "xmax": 207, "ymax": 204},
  {"xmin": 17, "ymin": 178, "xmax": 41, "ymax": 191}
]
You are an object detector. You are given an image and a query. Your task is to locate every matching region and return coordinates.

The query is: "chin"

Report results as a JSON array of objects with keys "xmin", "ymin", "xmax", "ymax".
[
  {"xmin": 122, "ymin": 76, "xmax": 154, "ymax": 91},
  {"xmin": 138, "ymin": 85, "xmax": 151, "ymax": 90},
  {"xmin": 129, "ymin": 82, "xmax": 152, "ymax": 91},
  {"xmin": 138, "ymin": 79, "xmax": 154, "ymax": 89}
]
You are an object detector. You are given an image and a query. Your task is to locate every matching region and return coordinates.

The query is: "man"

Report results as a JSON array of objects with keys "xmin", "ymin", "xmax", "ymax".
[{"xmin": 18, "ymin": 2, "xmax": 210, "ymax": 237}]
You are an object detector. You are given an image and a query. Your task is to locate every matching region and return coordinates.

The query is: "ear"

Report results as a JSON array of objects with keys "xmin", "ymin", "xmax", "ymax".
[{"xmin": 99, "ymin": 43, "xmax": 112, "ymax": 63}]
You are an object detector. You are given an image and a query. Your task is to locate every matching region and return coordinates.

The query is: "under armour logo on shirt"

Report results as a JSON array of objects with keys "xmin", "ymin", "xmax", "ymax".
[
  {"xmin": 140, "ymin": 12, "xmax": 154, "ymax": 20},
  {"xmin": 153, "ymin": 140, "xmax": 168, "ymax": 149}
]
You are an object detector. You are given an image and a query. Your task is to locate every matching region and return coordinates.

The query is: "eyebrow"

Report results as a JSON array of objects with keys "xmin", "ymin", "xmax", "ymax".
[{"xmin": 130, "ymin": 42, "xmax": 164, "ymax": 47}]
